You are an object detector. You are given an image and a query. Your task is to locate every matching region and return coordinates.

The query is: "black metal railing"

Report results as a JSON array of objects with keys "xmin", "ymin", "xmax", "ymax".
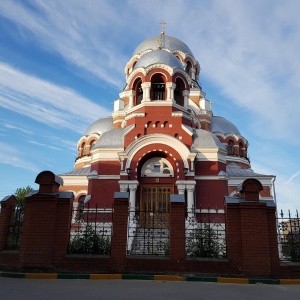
[
  {"xmin": 185, "ymin": 207, "xmax": 226, "ymax": 258},
  {"xmin": 278, "ymin": 210, "xmax": 300, "ymax": 262},
  {"xmin": 127, "ymin": 209, "xmax": 170, "ymax": 256},
  {"xmin": 6, "ymin": 204, "xmax": 24, "ymax": 250},
  {"xmin": 68, "ymin": 203, "xmax": 112, "ymax": 255},
  {"xmin": 153, "ymin": 92, "xmax": 165, "ymax": 100}
]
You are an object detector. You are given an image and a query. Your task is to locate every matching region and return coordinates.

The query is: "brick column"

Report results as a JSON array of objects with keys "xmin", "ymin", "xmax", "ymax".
[
  {"xmin": 111, "ymin": 192, "xmax": 129, "ymax": 272},
  {"xmin": 225, "ymin": 178, "xmax": 280, "ymax": 277},
  {"xmin": 20, "ymin": 194, "xmax": 59, "ymax": 268},
  {"xmin": 19, "ymin": 171, "xmax": 73, "ymax": 269},
  {"xmin": 170, "ymin": 194, "xmax": 186, "ymax": 260},
  {"xmin": 0, "ymin": 196, "xmax": 16, "ymax": 251}
]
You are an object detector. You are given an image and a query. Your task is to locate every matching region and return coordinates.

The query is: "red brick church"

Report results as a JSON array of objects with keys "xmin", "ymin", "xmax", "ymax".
[{"xmin": 59, "ymin": 29, "xmax": 275, "ymax": 219}]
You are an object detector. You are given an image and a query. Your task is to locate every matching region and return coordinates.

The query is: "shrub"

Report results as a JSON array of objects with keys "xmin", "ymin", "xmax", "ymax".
[
  {"xmin": 69, "ymin": 225, "xmax": 111, "ymax": 255},
  {"xmin": 186, "ymin": 224, "xmax": 226, "ymax": 258}
]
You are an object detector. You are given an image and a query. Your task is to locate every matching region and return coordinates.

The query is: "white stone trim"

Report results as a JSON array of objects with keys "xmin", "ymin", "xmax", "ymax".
[{"xmin": 125, "ymin": 134, "xmax": 191, "ymax": 170}]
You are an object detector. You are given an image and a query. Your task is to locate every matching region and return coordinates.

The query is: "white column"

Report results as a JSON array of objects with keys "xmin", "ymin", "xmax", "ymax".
[
  {"xmin": 176, "ymin": 181, "xmax": 185, "ymax": 194},
  {"xmin": 183, "ymin": 90, "xmax": 190, "ymax": 108},
  {"xmin": 186, "ymin": 182, "xmax": 196, "ymax": 213},
  {"xmin": 129, "ymin": 182, "xmax": 139, "ymax": 213},
  {"xmin": 128, "ymin": 90, "xmax": 135, "ymax": 108},
  {"xmin": 141, "ymin": 82, "xmax": 151, "ymax": 102},
  {"xmin": 166, "ymin": 82, "xmax": 176, "ymax": 102}
]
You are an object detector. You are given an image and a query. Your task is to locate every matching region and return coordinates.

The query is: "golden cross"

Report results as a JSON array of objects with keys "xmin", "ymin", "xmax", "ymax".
[{"xmin": 159, "ymin": 20, "xmax": 167, "ymax": 33}]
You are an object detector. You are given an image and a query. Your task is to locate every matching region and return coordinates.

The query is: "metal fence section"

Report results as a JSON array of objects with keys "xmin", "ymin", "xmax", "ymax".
[
  {"xmin": 127, "ymin": 209, "xmax": 170, "ymax": 256},
  {"xmin": 6, "ymin": 204, "xmax": 24, "ymax": 250},
  {"xmin": 278, "ymin": 210, "xmax": 300, "ymax": 262},
  {"xmin": 68, "ymin": 203, "xmax": 112, "ymax": 255},
  {"xmin": 185, "ymin": 207, "xmax": 226, "ymax": 258}
]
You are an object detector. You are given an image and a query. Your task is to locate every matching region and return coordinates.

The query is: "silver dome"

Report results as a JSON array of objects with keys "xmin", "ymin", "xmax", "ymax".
[
  {"xmin": 133, "ymin": 35, "xmax": 194, "ymax": 57},
  {"xmin": 192, "ymin": 129, "xmax": 226, "ymax": 149},
  {"xmin": 134, "ymin": 49, "xmax": 184, "ymax": 70},
  {"xmin": 93, "ymin": 128, "xmax": 125, "ymax": 149},
  {"xmin": 210, "ymin": 116, "xmax": 241, "ymax": 136},
  {"xmin": 84, "ymin": 116, "xmax": 113, "ymax": 136}
]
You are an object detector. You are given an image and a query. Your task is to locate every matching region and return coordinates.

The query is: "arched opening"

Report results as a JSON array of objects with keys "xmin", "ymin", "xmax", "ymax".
[
  {"xmin": 239, "ymin": 142, "xmax": 244, "ymax": 157},
  {"xmin": 133, "ymin": 78, "xmax": 143, "ymax": 105},
  {"xmin": 174, "ymin": 77, "xmax": 185, "ymax": 106},
  {"xmin": 151, "ymin": 73, "xmax": 165, "ymax": 100},
  {"xmin": 227, "ymin": 140, "xmax": 234, "ymax": 155},
  {"xmin": 82, "ymin": 143, "xmax": 86, "ymax": 156},
  {"xmin": 186, "ymin": 61, "xmax": 192, "ymax": 77}
]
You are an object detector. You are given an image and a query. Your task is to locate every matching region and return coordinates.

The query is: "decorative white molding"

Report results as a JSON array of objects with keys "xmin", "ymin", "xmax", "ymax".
[{"xmin": 125, "ymin": 134, "xmax": 191, "ymax": 170}]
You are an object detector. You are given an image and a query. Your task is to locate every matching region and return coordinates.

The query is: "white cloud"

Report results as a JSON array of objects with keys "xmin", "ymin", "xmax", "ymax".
[
  {"xmin": 0, "ymin": 62, "xmax": 110, "ymax": 133},
  {"xmin": 28, "ymin": 140, "xmax": 63, "ymax": 151},
  {"xmin": 0, "ymin": 142, "xmax": 39, "ymax": 172},
  {"xmin": 2, "ymin": 123, "xmax": 33, "ymax": 135}
]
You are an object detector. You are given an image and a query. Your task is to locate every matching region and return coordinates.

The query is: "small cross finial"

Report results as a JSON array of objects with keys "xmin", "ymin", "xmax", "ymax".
[{"xmin": 159, "ymin": 20, "xmax": 167, "ymax": 34}]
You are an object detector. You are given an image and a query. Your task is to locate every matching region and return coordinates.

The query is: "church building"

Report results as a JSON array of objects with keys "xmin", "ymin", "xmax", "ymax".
[{"xmin": 59, "ymin": 28, "xmax": 275, "ymax": 219}]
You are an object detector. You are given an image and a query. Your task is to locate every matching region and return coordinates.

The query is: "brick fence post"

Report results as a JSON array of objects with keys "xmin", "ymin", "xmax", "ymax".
[
  {"xmin": 19, "ymin": 171, "xmax": 73, "ymax": 270},
  {"xmin": 170, "ymin": 194, "xmax": 186, "ymax": 261},
  {"xmin": 0, "ymin": 196, "xmax": 17, "ymax": 251},
  {"xmin": 111, "ymin": 192, "xmax": 129, "ymax": 272},
  {"xmin": 225, "ymin": 178, "xmax": 280, "ymax": 277}
]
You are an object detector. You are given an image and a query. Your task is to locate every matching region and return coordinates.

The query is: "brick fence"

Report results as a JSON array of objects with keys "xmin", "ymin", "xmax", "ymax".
[{"xmin": 0, "ymin": 171, "xmax": 300, "ymax": 278}]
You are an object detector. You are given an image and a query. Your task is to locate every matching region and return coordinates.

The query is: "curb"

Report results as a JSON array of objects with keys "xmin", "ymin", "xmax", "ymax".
[{"xmin": 0, "ymin": 272, "xmax": 300, "ymax": 284}]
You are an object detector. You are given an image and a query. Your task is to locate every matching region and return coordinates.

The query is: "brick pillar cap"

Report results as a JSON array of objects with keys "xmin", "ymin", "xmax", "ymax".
[
  {"xmin": 35, "ymin": 171, "xmax": 63, "ymax": 193},
  {"xmin": 237, "ymin": 178, "xmax": 263, "ymax": 194},
  {"xmin": 1, "ymin": 195, "xmax": 16, "ymax": 202}
]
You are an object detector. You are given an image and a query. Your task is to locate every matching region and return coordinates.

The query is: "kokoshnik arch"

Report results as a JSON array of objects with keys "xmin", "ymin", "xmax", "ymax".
[{"xmin": 59, "ymin": 29, "xmax": 275, "ymax": 219}]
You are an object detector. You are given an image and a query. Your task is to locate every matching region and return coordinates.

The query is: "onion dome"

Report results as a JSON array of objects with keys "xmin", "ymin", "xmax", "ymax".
[
  {"xmin": 192, "ymin": 129, "xmax": 226, "ymax": 149},
  {"xmin": 133, "ymin": 35, "xmax": 194, "ymax": 57},
  {"xmin": 210, "ymin": 116, "xmax": 241, "ymax": 136},
  {"xmin": 84, "ymin": 116, "xmax": 113, "ymax": 136},
  {"xmin": 134, "ymin": 49, "xmax": 184, "ymax": 70}
]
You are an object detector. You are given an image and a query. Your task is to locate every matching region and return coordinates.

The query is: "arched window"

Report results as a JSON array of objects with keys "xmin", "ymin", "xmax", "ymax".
[
  {"xmin": 186, "ymin": 61, "xmax": 192, "ymax": 76},
  {"xmin": 77, "ymin": 195, "xmax": 86, "ymax": 221},
  {"xmin": 239, "ymin": 142, "xmax": 243, "ymax": 157},
  {"xmin": 133, "ymin": 78, "xmax": 143, "ymax": 105},
  {"xmin": 151, "ymin": 74, "xmax": 165, "ymax": 100},
  {"xmin": 174, "ymin": 77, "xmax": 184, "ymax": 106},
  {"xmin": 227, "ymin": 140, "xmax": 234, "ymax": 155},
  {"xmin": 141, "ymin": 158, "xmax": 174, "ymax": 177},
  {"xmin": 91, "ymin": 140, "xmax": 96, "ymax": 149},
  {"xmin": 82, "ymin": 143, "xmax": 86, "ymax": 156}
]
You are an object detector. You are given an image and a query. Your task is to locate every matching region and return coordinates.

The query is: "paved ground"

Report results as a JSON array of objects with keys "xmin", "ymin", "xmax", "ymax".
[{"xmin": 1, "ymin": 278, "xmax": 300, "ymax": 300}]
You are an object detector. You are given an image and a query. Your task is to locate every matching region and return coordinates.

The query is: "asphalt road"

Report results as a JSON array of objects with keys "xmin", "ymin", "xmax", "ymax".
[{"xmin": 1, "ymin": 278, "xmax": 300, "ymax": 300}]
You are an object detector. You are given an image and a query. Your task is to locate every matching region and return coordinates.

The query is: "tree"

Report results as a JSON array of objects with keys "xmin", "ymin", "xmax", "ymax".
[{"xmin": 14, "ymin": 186, "xmax": 32, "ymax": 206}]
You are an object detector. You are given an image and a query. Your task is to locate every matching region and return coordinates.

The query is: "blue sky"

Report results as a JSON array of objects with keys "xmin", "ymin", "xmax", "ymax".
[{"xmin": 0, "ymin": 0, "xmax": 299, "ymax": 212}]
